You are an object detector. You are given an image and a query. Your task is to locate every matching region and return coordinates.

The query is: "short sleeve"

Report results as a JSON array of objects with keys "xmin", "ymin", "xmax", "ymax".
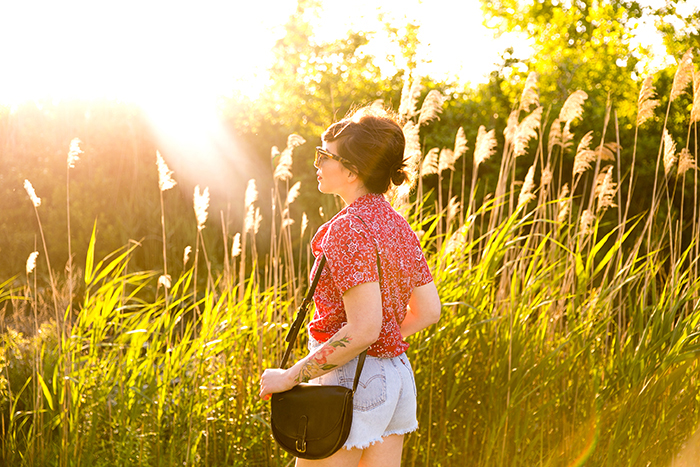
[
  {"xmin": 321, "ymin": 214, "xmax": 379, "ymax": 295},
  {"xmin": 414, "ymin": 248, "xmax": 433, "ymax": 287}
]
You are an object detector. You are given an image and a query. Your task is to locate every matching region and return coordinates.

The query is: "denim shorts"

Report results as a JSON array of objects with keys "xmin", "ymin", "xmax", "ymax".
[{"xmin": 309, "ymin": 342, "xmax": 419, "ymax": 450}]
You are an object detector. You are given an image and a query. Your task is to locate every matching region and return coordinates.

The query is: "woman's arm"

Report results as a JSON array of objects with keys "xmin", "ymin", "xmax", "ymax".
[
  {"xmin": 400, "ymin": 281, "xmax": 441, "ymax": 338},
  {"xmin": 259, "ymin": 281, "xmax": 382, "ymax": 399}
]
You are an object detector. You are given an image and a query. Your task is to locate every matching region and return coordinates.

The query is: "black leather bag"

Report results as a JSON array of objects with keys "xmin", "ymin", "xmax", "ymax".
[{"xmin": 270, "ymin": 256, "xmax": 367, "ymax": 459}]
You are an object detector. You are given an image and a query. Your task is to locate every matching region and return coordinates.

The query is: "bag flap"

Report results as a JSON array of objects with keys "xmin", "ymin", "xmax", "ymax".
[{"xmin": 271, "ymin": 384, "xmax": 353, "ymax": 441}]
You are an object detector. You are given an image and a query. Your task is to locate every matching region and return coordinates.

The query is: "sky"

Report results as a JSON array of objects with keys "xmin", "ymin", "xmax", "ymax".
[
  {"xmin": 0, "ymin": 0, "xmax": 688, "ymax": 112},
  {"xmin": 0, "ymin": 0, "xmax": 533, "ymax": 106},
  {"xmin": 0, "ymin": 0, "xmax": 684, "ymax": 108}
]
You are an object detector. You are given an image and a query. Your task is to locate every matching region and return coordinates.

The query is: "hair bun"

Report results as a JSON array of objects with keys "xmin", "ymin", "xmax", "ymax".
[{"xmin": 390, "ymin": 162, "xmax": 408, "ymax": 186}]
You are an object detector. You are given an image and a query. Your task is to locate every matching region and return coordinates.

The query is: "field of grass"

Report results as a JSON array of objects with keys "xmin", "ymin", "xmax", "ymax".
[{"xmin": 2, "ymin": 61, "xmax": 700, "ymax": 466}]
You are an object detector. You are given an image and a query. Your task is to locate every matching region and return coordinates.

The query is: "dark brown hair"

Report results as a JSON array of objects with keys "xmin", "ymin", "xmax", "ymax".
[{"xmin": 321, "ymin": 106, "xmax": 408, "ymax": 194}]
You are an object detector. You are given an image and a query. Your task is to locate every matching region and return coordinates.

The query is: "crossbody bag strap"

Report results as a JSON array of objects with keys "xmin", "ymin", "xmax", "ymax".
[
  {"xmin": 279, "ymin": 255, "xmax": 327, "ymax": 368},
  {"xmin": 280, "ymin": 255, "xmax": 369, "ymax": 391},
  {"xmin": 280, "ymin": 214, "xmax": 380, "ymax": 392}
]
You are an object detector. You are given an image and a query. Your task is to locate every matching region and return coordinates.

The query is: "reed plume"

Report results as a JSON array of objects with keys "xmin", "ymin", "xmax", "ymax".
[
  {"xmin": 513, "ymin": 107, "xmax": 542, "ymax": 158},
  {"xmin": 274, "ymin": 134, "xmax": 305, "ymax": 181},
  {"xmin": 438, "ymin": 148, "xmax": 456, "ymax": 172},
  {"xmin": 453, "ymin": 127, "xmax": 468, "ymax": 161},
  {"xmin": 692, "ymin": 70, "xmax": 700, "ymax": 124},
  {"xmin": 504, "ymin": 110, "xmax": 519, "ymax": 145},
  {"xmin": 663, "ymin": 129, "xmax": 678, "ymax": 177},
  {"xmin": 158, "ymin": 275, "xmax": 171, "ymax": 289},
  {"xmin": 474, "ymin": 126, "xmax": 496, "ymax": 167},
  {"xmin": 244, "ymin": 179, "xmax": 259, "ymax": 233},
  {"xmin": 402, "ymin": 121, "xmax": 421, "ymax": 188},
  {"xmin": 541, "ymin": 165, "xmax": 553, "ymax": 188},
  {"xmin": 637, "ymin": 75, "xmax": 660, "ymax": 127},
  {"xmin": 446, "ymin": 196, "xmax": 460, "ymax": 230},
  {"xmin": 421, "ymin": 148, "xmax": 440, "ymax": 176},
  {"xmin": 519, "ymin": 71, "xmax": 539, "ymax": 111},
  {"xmin": 286, "ymin": 181, "xmax": 301, "ymax": 205},
  {"xmin": 580, "ymin": 209, "xmax": 595, "ymax": 237},
  {"xmin": 24, "ymin": 179, "xmax": 41, "ymax": 207},
  {"xmin": 548, "ymin": 119, "xmax": 562, "ymax": 154},
  {"xmin": 67, "ymin": 138, "xmax": 83, "ymax": 169},
  {"xmin": 678, "ymin": 148, "xmax": 696, "ymax": 176},
  {"xmin": 557, "ymin": 184, "xmax": 571, "ymax": 224},
  {"xmin": 231, "ymin": 234, "xmax": 241, "ymax": 258},
  {"xmin": 157, "ymin": 151, "xmax": 177, "ymax": 191},
  {"xmin": 194, "ymin": 185, "xmax": 210, "ymax": 230},
  {"xmin": 559, "ymin": 90, "xmax": 588, "ymax": 124},
  {"xmin": 561, "ymin": 121, "xmax": 574, "ymax": 152},
  {"xmin": 670, "ymin": 49, "xmax": 694, "ymax": 103},
  {"xmin": 301, "ymin": 213, "xmax": 309, "ymax": 237},
  {"xmin": 517, "ymin": 164, "xmax": 537, "ymax": 209},
  {"xmin": 595, "ymin": 165, "xmax": 617, "ymax": 213},
  {"xmin": 418, "ymin": 90, "xmax": 445, "ymax": 126},
  {"xmin": 183, "ymin": 245, "xmax": 192, "ymax": 266},
  {"xmin": 573, "ymin": 131, "xmax": 596, "ymax": 176},
  {"xmin": 26, "ymin": 251, "xmax": 39, "ymax": 275},
  {"xmin": 399, "ymin": 74, "xmax": 423, "ymax": 119}
]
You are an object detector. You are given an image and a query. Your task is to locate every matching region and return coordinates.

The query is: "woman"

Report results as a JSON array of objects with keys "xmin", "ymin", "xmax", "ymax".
[{"xmin": 260, "ymin": 106, "xmax": 441, "ymax": 467}]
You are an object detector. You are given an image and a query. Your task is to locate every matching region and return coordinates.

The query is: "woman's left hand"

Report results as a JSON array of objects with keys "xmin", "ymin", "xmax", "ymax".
[{"xmin": 259, "ymin": 368, "xmax": 295, "ymax": 400}]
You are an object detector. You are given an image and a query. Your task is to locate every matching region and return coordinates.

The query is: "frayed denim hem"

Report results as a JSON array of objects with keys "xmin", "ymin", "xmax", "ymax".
[{"xmin": 343, "ymin": 424, "xmax": 419, "ymax": 451}]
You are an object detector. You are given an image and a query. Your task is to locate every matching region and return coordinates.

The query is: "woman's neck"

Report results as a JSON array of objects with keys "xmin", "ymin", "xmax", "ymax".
[{"xmin": 339, "ymin": 185, "xmax": 369, "ymax": 206}]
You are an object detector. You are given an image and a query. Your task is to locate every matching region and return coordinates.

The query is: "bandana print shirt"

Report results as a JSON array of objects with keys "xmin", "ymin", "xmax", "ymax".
[{"xmin": 309, "ymin": 193, "xmax": 433, "ymax": 358}]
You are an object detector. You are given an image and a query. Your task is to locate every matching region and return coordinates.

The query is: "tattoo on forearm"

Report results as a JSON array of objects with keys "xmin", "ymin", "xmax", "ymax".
[{"xmin": 295, "ymin": 336, "xmax": 352, "ymax": 383}]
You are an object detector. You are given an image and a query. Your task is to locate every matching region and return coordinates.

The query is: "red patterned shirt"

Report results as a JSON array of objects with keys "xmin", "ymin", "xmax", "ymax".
[{"xmin": 309, "ymin": 193, "xmax": 433, "ymax": 358}]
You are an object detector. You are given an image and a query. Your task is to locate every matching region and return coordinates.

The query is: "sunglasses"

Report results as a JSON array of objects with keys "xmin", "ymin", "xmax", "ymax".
[{"xmin": 314, "ymin": 146, "xmax": 353, "ymax": 168}]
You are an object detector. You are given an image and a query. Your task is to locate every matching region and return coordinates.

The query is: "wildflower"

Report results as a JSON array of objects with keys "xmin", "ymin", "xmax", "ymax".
[
  {"xmin": 193, "ymin": 185, "xmax": 210, "ymax": 230},
  {"xmin": 26, "ymin": 251, "xmax": 39, "ymax": 275},
  {"xmin": 67, "ymin": 138, "xmax": 83, "ymax": 168},
  {"xmin": 231, "ymin": 233, "xmax": 241, "ymax": 258},
  {"xmin": 183, "ymin": 246, "xmax": 192, "ymax": 265},
  {"xmin": 24, "ymin": 179, "xmax": 41, "ymax": 207},
  {"xmin": 474, "ymin": 126, "xmax": 496, "ymax": 167},
  {"xmin": 156, "ymin": 151, "xmax": 177, "ymax": 191}
]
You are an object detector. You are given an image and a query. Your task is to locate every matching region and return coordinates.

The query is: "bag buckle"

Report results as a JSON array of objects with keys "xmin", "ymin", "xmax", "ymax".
[{"xmin": 296, "ymin": 415, "xmax": 308, "ymax": 453}]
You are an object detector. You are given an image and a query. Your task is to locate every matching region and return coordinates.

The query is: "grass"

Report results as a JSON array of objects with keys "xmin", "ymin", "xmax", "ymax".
[{"xmin": 1, "ymin": 56, "xmax": 700, "ymax": 466}]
